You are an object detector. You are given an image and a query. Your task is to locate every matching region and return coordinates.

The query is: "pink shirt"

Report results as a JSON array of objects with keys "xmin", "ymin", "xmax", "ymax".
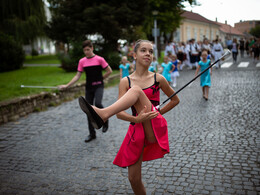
[{"xmin": 77, "ymin": 55, "xmax": 108, "ymax": 88}]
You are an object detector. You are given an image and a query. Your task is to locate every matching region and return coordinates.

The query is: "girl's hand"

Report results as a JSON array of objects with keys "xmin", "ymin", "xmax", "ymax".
[{"xmin": 135, "ymin": 106, "xmax": 158, "ymax": 123}]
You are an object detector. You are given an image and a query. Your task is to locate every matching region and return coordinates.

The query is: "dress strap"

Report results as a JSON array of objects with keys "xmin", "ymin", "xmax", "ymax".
[
  {"xmin": 154, "ymin": 73, "xmax": 157, "ymax": 83},
  {"xmin": 127, "ymin": 76, "xmax": 131, "ymax": 88}
]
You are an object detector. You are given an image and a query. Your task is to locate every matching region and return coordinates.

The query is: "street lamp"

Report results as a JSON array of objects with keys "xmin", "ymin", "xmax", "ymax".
[{"xmin": 152, "ymin": 10, "xmax": 159, "ymax": 60}]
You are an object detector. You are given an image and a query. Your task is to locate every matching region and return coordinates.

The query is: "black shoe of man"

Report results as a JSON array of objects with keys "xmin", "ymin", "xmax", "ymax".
[
  {"xmin": 85, "ymin": 135, "xmax": 96, "ymax": 142},
  {"xmin": 102, "ymin": 120, "xmax": 109, "ymax": 133}
]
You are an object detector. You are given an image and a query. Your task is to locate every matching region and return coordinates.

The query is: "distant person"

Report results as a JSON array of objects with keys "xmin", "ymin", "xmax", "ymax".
[
  {"xmin": 195, "ymin": 49, "xmax": 212, "ymax": 100},
  {"xmin": 59, "ymin": 40, "xmax": 112, "ymax": 142},
  {"xmin": 169, "ymin": 54, "xmax": 180, "ymax": 88},
  {"xmin": 161, "ymin": 56, "xmax": 173, "ymax": 84},
  {"xmin": 253, "ymin": 38, "xmax": 260, "ymax": 62},
  {"xmin": 212, "ymin": 39, "xmax": 224, "ymax": 68},
  {"xmin": 149, "ymin": 56, "xmax": 159, "ymax": 72},
  {"xmin": 189, "ymin": 39, "xmax": 199, "ymax": 69},
  {"xmin": 226, "ymin": 37, "xmax": 233, "ymax": 50},
  {"xmin": 239, "ymin": 38, "xmax": 245, "ymax": 58},
  {"xmin": 119, "ymin": 56, "xmax": 131, "ymax": 79},
  {"xmin": 164, "ymin": 41, "xmax": 176, "ymax": 56},
  {"xmin": 231, "ymin": 38, "xmax": 239, "ymax": 63},
  {"xmin": 176, "ymin": 42, "xmax": 186, "ymax": 70},
  {"xmin": 245, "ymin": 39, "xmax": 250, "ymax": 56}
]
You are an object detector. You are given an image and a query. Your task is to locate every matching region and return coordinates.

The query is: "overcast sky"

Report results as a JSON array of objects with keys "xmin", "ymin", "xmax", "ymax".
[{"xmin": 183, "ymin": 0, "xmax": 260, "ymax": 27}]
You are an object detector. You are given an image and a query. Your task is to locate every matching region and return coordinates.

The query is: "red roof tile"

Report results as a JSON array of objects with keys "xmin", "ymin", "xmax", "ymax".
[
  {"xmin": 181, "ymin": 11, "xmax": 218, "ymax": 25},
  {"xmin": 215, "ymin": 21, "xmax": 244, "ymax": 36}
]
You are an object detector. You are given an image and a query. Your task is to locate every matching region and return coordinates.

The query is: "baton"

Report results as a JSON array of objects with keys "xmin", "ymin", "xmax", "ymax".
[
  {"xmin": 21, "ymin": 85, "xmax": 58, "ymax": 89},
  {"xmin": 156, "ymin": 50, "xmax": 231, "ymax": 110}
]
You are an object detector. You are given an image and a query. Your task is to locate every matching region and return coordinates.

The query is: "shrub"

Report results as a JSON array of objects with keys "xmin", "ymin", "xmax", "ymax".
[
  {"xmin": 59, "ymin": 41, "xmax": 84, "ymax": 72},
  {"xmin": 0, "ymin": 32, "xmax": 25, "ymax": 72},
  {"xmin": 31, "ymin": 48, "xmax": 39, "ymax": 56},
  {"xmin": 103, "ymin": 51, "xmax": 121, "ymax": 70}
]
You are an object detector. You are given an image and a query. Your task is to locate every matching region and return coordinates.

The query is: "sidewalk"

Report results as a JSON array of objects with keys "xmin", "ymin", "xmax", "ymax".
[{"xmin": 0, "ymin": 68, "xmax": 259, "ymax": 194}]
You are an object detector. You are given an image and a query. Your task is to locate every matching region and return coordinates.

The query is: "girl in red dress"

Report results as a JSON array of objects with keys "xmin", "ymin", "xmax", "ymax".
[{"xmin": 79, "ymin": 40, "xmax": 179, "ymax": 194}]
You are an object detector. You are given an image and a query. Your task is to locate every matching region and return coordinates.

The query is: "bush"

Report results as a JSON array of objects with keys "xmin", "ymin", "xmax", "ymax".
[
  {"xmin": 0, "ymin": 32, "xmax": 25, "ymax": 72},
  {"xmin": 31, "ymin": 48, "xmax": 39, "ymax": 56},
  {"xmin": 103, "ymin": 51, "xmax": 121, "ymax": 70},
  {"xmin": 59, "ymin": 41, "xmax": 84, "ymax": 72}
]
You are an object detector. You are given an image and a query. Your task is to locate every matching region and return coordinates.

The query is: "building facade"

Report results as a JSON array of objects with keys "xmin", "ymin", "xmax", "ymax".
[
  {"xmin": 174, "ymin": 11, "xmax": 220, "ymax": 43},
  {"xmin": 235, "ymin": 20, "xmax": 260, "ymax": 33}
]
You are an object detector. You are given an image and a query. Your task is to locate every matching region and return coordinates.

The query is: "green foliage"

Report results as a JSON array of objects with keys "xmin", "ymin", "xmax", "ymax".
[
  {"xmin": 31, "ymin": 48, "xmax": 39, "ymax": 56},
  {"xmin": 25, "ymin": 54, "xmax": 60, "ymax": 64},
  {"xmin": 0, "ymin": 32, "xmax": 25, "ymax": 72},
  {"xmin": 103, "ymin": 52, "xmax": 121, "ymax": 70},
  {"xmin": 250, "ymin": 25, "xmax": 260, "ymax": 38},
  {"xmin": 58, "ymin": 41, "xmax": 84, "ymax": 72},
  {"xmin": 46, "ymin": 0, "xmax": 196, "ymax": 52},
  {"xmin": 0, "ymin": 0, "xmax": 47, "ymax": 44},
  {"xmin": 46, "ymin": 0, "xmax": 149, "ymax": 49}
]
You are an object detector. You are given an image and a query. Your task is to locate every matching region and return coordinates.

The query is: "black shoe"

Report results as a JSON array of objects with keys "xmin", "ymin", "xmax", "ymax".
[
  {"xmin": 85, "ymin": 135, "xmax": 96, "ymax": 142},
  {"xmin": 102, "ymin": 120, "xmax": 109, "ymax": 133},
  {"xmin": 78, "ymin": 96, "xmax": 104, "ymax": 129}
]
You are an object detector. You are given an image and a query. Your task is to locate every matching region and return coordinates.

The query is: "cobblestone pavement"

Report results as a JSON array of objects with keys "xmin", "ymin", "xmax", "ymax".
[{"xmin": 0, "ymin": 64, "xmax": 259, "ymax": 194}]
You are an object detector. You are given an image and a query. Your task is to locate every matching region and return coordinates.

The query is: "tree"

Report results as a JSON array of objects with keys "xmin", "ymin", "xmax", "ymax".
[
  {"xmin": 46, "ymin": 0, "xmax": 148, "ymax": 52},
  {"xmin": 250, "ymin": 25, "xmax": 260, "ymax": 38},
  {"xmin": 47, "ymin": 0, "xmax": 196, "ymax": 51},
  {"xmin": 0, "ymin": 0, "xmax": 47, "ymax": 45}
]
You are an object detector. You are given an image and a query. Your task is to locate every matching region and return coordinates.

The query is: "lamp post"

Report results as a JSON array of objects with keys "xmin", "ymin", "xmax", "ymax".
[{"xmin": 152, "ymin": 10, "xmax": 159, "ymax": 60}]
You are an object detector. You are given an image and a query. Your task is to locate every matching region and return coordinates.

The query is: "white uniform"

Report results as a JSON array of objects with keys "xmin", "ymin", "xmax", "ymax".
[{"xmin": 212, "ymin": 43, "xmax": 223, "ymax": 68}]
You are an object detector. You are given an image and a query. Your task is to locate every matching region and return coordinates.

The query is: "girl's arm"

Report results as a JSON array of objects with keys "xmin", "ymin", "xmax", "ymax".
[
  {"xmin": 116, "ymin": 77, "xmax": 158, "ymax": 123},
  {"xmin": 157, "ymin": 74, "xmax": 180, "ymax": 115},
  {"xmin": 119, "ymin": 68, "xmax": 123, "ymax": 80},
  {"xmin": 195, "ymin": 65, "xmax": 200, "ymax": 77},
  {"xmin": 170, "ymin": 64, "xmax": 175, "ymax": 73}
]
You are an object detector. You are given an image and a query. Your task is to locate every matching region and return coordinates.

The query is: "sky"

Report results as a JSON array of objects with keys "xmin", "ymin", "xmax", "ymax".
[{"xmin": 183, "ymin": 0, "xmax": 260, "ymax": 27}]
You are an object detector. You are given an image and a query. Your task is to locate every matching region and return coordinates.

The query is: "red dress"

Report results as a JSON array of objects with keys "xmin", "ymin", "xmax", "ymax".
[{"xmin": 113, "ymin": 74, "xmax": 169, "ymax": 168}]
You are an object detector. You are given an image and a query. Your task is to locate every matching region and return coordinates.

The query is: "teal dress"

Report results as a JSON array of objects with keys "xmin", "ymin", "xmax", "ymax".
[
  {"xmin": 119, "ymin": 63, "xmax": 130, "ymax": 78},
  {"xmin": 198, "ymin": 59, "xmax": 211, "ymax": 87},
  {"xmin": 161, "ymin": 62, "xmax": 172, "ymax": 82}
]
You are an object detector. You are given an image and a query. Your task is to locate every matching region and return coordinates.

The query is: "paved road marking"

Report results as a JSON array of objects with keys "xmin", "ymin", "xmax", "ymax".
[
  {"xmin": 221, "ymin": 62, "xmax": 233, "ymax": 68},
  {"xmin": 256, "ymin": 63, "xmax": 260, "ymax": 67},
  {"xmin": 238, "ymin": 62, "xmax": 249, "ymax": 68}
]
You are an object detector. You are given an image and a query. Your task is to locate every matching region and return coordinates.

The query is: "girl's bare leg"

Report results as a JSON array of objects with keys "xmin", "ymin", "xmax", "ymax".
[
  {"xmin": 128, "ymin": 149, "xmax": 146, "ymax": 195},
  {"xmin": 202, "ymin": 86, "xmax": 205, "ymax": 97},
  {"xmin": 93, "ymin": 85, "xmax": 156, "ymax": 142},
  {"xmin": 205, "ymin": 86, "xmax": 209, "ymax": 99}
]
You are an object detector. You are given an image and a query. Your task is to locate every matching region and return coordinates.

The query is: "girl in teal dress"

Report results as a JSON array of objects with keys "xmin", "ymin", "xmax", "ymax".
[
  {"xmin": 119, "ymin": 56, "xmax": 131, "ymax": 79},
  {"xmin": 195, "ymin": 49, "xmax": 212, "ymax": 100},
  {"xmin": 161, "ymin": 56, "xmax": 174, "ymax": 84}
]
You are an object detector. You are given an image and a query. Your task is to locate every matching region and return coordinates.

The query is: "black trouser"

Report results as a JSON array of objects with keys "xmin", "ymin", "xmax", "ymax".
[
  {"xmin": 85, "ymin": 86, "xmax": 104, "ymax": 136},
  {"xmin": 232, "ymin": 51, "xmax": 238, "ymax": 62}
]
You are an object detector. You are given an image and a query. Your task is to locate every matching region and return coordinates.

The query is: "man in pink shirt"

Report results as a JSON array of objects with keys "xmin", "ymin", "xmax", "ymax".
[{"xmin": 59, "ymin": 40, "xmax": 112, "ymax": 142}]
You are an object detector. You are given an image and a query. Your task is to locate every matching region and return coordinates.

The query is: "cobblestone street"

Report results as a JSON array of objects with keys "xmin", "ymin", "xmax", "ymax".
[{"xmin": 0, "ymin": 64, "xmax": 259, "ymax": 194}]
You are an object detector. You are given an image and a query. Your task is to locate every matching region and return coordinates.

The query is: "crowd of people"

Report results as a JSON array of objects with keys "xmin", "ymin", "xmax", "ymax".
[{"xmin": 119, "ymin": 37, "xmax": 260, "ymax": 89}]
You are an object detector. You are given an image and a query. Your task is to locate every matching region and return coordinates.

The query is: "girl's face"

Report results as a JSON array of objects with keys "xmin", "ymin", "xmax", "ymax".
[
  {"xmin": 122, "ymin": 57, "xmax": 127, "ymax": 64},
  {"xmin": 134, "ymin": 42, "xmax": 153, "ymax": 66},
  {"xmin": 171, "ymin": 56, "xmax": 177, "ymax": 61},
  {"xmin": 201, "ymin": 51, "xmax": 208, "ymax": 59},
  {"xmin": 163, "ymin": 56, "xmax": 168, "ymax": 63}
]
